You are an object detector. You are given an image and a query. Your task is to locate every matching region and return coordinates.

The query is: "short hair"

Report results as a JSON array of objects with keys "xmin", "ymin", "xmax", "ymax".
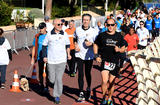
[
  {"xmin": 69, "ymin": 20, "xmax": 75, "ymax": 23},
  {"xmin": 82, "ymin": 13, "xmax": 92, "ymax": 20},
  {"xmin": 106, "ymin": 18, "xmax": 116, "ymax": 24},
  {"xmin": 110, "ymin": 14, "xmax": 113, "ymax": 17},
  {"xmin": 44, "ymin": 16, "xmax": 50, "ymax": 21},
  {"xmin": 140, "ymin": 20, "xmax": 145, "ymax": 24},
  {"xmin": 0, "ymin": 28, "xmax": 4, "ymax": 35}
]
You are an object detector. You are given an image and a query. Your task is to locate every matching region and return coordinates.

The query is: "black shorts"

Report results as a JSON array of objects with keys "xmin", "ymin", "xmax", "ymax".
[{"xmin": 100, "ymin": 61, "xmax": 120, "ymax": 76}]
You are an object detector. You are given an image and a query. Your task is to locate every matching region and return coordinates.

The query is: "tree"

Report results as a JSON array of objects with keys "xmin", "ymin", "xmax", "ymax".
[
  {"xmin": 113, "ymin": 0, "xmax": 119, "ymax": 18},
  {"xmin": 45, "ymin": 0, "xmax": 52, "ymax": 17}
]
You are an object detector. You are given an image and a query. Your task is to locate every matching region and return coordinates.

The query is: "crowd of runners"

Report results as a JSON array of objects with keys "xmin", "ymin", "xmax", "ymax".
[{"xmin": 0, "ymin": 7, "xmax": 160, "ymax": 105}]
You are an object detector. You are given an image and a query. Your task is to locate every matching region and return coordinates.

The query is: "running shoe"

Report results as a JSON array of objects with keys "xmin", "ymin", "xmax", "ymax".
[
  {"xmin": 1, "ymin": 84, "xmax": 5, "ymax": 89},
  {"xmin": 108, "ymin": 99, "xmax": 113, "ymax": 105},
  {"xmin": 70, "ymin": 72, "xmax": 76, "ymax": 77},
  {"xmin": 86, "ymin": 87, "xmax": 91, "ymax": 100},
  {"xmin": 55, "ymin": 97, "xmax": 61, "ymax": 104},
  {"xmin": 100, "ymin": 98, "xmax": 107, "ymax": 105},
  {"xmin": 77, "ymin": 92, "xmax": 85, "ymax": 102}
]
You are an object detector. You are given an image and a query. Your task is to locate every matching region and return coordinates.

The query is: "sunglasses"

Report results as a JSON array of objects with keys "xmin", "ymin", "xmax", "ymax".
[
  {"xmin": 57, "ymin": 23, "xmax": 63, "ymax": 26},
  {"xmin": 107, "ymin": 24, "xmax": 115, "ymax": 27},
  {"xmin": 140, "ymin": 24, "xmax": 144, "ymax": 25}
]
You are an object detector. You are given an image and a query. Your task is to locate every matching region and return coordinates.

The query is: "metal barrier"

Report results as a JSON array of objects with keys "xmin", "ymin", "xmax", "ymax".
[
  {"xmin": 3, "ymin": 28, "xmax": 38, "ymax": 54},
  {"xmin": 3, "ymin": 16, "xmax": 106, "ymax": 55}
]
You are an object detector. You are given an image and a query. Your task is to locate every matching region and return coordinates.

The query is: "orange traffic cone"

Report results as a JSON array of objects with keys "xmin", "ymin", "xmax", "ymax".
[
  {"xmin": 30, "ymin": 65, "xmax": 39, "ymax": 84},
  {"xmin": 10, "ymin": 70, "xmax": 21, "ymax": 92}
]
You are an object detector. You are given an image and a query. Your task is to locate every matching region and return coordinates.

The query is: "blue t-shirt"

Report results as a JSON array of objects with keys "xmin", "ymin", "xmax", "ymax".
[
  {"xmin": 33, "ymin": 34, "xmax": 47, "ymax": 60},
  {"xmin": 145, "ymin": 19, "xmax": 153, "ymax": 30},
  {"xmin": 101, "ymin": 27, "xmax": 108, "ymax": 33},
  {"xmin": 116, "ymin": 19, "xmax": 122, "ymax": 32},
  {"xmin": 154, "ymin": 18, "xmax": 160, "ymax": 28}
]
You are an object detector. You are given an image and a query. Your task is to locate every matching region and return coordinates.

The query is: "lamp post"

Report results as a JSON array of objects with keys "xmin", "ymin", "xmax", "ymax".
[
  {"xmin": 42, "ymin": 0, "xmax": 44, "ymax": 14},
  {"xmin": 81, "ymin": 0, "xmax": 83, "ymax": 17}
]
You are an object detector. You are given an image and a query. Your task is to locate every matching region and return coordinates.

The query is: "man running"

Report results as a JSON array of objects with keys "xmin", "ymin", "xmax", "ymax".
[{"xmin": 94, "ymin": 18, "xmax": 126, "ymax": 105}]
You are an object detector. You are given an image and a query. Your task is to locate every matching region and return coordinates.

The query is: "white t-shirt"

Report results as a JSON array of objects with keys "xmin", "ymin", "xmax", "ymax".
[
  {"xmin": 43, "ymin": 31, "xmax": 70, "ymax": 64},
  {"xmin": 137, "ymin": 27, "xmax": 149, "ymax": 46},
  {"xmin": 62, "ymin": 25, "xmax": 68, "ymax": 32},
  {"xmin": 74, "ymin": 26, "xmax": 98, "ymax": 60},
  {"xmin": 45, "ymin": 22, "xmax": 54, "ymax": 33},
  {"xmin": 0, "ymin": 38, "xmax": 11, "ymax": 65}
]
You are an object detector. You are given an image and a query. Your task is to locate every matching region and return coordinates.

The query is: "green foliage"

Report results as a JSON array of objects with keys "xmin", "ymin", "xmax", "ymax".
[
  {"xmin": 108, "ymin": 2, "xmax": 115, "ymax": 11},
  {"xmin": 0, "ymin": 1, "xmax": 13, "ymax": 26},
  {"xmin": 51, "ymin": 5, "xmax": 80, "ymax": 18},
  {"xmin": 52, "ymin": 6, "xmax": 70, "ymax": 18},
  {"xmin": 73, "ymin": 5, "xmax": 81, "ymax": 16},
  {"xmin": 28, "ymin": 8, "xmax": 44, "ymax": 23}
]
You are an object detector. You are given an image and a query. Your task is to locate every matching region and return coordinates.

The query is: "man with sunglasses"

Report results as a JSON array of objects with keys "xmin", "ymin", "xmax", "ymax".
[
  {"xmin": 42, "ymin": 19, "xmax": 71, "ymax": 104},
  {"xmin": 137, "ymin": 21, "xmax": 149, "ymax": 49},
  {"xmin": 94, "ymin": 18, "xmax": 126, "ymax": 105},
  {"xmin": 74, "ymin": 14, "xmax": 98, "ymax": 102}
]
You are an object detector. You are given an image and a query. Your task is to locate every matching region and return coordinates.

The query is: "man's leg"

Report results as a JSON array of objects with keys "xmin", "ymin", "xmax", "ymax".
[
  {"xmin": 38, "ymin": 60, "xmax": 44, "ymax": 88},
  {"xmin": 53, "ymin": 62, "xmax": 66, "ymax": 98},
  {"xmin": 101, "ymin": 70, "xmax": 109, "ymax": 98},
  {"xmin": 85, "ymin": 60, "xmax": 93, "ymax": 88},
  {"xmin": 76, "ymin": 58, "xmax": 85, "ymax": 102},
  {"xmin": 101, "ymin": 70, "xmax": 109, "ymax": 104},
  {"xmin": 69, "ymin": 50, "xmax": 76, "ymax": 76},
  {"xmin": 84, "ymin": 60, "xmax": 93, "ymax": 100},
  {"xmin": 47, "ymin": 64, "xmax": 56, "ymax": 85},
  {"xmin": 107, "ymin": 73, "xmax": 116, "ymax": 105}
]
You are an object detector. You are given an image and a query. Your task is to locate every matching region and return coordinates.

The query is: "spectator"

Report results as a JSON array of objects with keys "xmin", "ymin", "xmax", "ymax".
[
  {"xmin": 0, "ymin": 28, "xmax": 12, "ymax": 89},
  {"xmin": 42, "ymin": 19, "xmax": 71, "ymax": 104}
]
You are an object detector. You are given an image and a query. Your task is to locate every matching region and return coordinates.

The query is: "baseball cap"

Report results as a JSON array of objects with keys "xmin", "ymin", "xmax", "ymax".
[
  {"xmin": 61, "ymin": 19, "xmax": 65, "ymax": 23},
  {"xmin": 44, "ymin": 16, "xmax": 50, "ymax": 21},
  {"xmin": 39, "ymin": 22, "xmax": 46, "ymax": 29}
]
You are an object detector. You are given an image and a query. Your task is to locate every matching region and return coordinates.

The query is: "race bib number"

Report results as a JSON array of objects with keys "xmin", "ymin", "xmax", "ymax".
[{"xmin": 104, "ymin": 61, "xmax": 116, "ymax": 71}]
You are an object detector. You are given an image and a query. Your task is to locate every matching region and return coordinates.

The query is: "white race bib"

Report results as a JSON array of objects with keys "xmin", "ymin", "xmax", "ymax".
[{"xmin": 104, "ymin": 61, "xmax": 116, "ymax": 71}]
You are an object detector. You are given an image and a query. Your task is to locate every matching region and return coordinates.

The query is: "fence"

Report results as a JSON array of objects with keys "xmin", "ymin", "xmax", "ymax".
[
  {"xmin": 4, "ymin": 28, "xmax": 38, "ymax": 55},
  {"xmin": 3, "ymin": 16, "xmax": 106, "ymax": 54}
]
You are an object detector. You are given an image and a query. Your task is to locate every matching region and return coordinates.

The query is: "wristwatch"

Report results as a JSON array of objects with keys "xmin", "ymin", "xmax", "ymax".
[{"xmin": 94, "ymin": 54, "xmax": 99, "ymax": 58}]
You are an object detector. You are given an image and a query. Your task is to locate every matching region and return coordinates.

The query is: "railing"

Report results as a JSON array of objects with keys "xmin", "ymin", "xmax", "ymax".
[{"xmin": 128, "ymin": 37, "xmax": 160, "ymax": 105}]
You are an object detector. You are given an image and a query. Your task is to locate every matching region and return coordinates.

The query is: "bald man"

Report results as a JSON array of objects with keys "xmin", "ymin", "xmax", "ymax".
[
  {"xmin": 42, "ymin": 19, "xmax": 71, "ymax": 104},
  {"xmin": 94, "ymin": 18, "xmax": 126, "ymax": 105}
]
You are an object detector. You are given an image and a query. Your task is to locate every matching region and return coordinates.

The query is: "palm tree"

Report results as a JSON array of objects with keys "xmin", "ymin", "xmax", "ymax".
[{"xmin": 45, "ymin": 0, "xmax": 52, "ymax": 17}]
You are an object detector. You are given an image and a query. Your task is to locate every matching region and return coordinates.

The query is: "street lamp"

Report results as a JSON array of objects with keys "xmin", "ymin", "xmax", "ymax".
[
  {"xmin": 42, "ymin": 0, "xmax": 44, "ymax": 14},
  {"xmin": 81, "ymin": 0, "xmax": 83, "ymax": 17}
]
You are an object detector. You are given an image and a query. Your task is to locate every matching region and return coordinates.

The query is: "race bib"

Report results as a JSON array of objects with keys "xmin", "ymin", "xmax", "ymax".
[{"xmin": 104, "ymin": 61, "xmax": 116, "ymax": 71}]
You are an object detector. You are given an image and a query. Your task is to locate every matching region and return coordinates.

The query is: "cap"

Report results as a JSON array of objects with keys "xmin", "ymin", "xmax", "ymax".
[
  {"xmin": 61, "ymin": 19, "xmax": 65, "ymax": 23},
  {"xmin": 44, "ymin": 16, "xmax": 50, "ymax": 21},
  {"xmin": 39, "ymin": 22, "xmax": 46, "ymax": 29}
]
